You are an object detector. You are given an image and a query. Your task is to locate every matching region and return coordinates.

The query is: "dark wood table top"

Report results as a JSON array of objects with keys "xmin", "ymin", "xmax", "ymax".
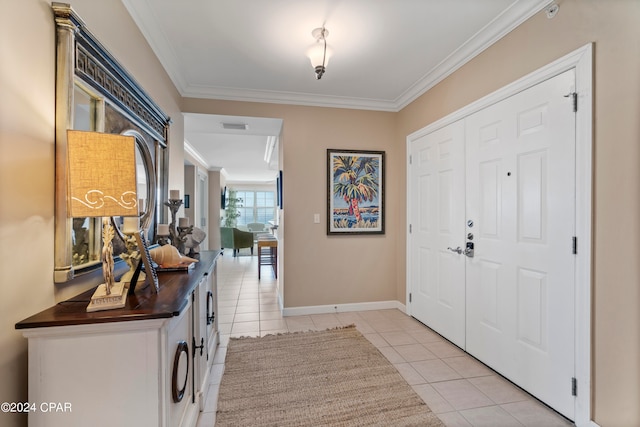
[{"xmin": 16, "ymin": 251, "xmax": 220, "ymax": 330}]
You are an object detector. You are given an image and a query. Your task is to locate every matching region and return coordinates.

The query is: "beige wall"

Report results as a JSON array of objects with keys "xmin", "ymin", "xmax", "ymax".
[
  {"xmin": 2, "ymin": 1, "xmax": 639, "ymax": 426},
  {"xmin": 208, "ymin": 170, "xmax": 223, "ymax": 250},
  {"xmin": 397, "ymin": 1, "xmax": 640, "ymax": 425},
  {"xmin": 184, "ymin": 164, "xmax": 196, "ymax": 226},
  {"xmin": 0, "ymin": 3, "xmax": 55, "ymax": 426},
  {"xmin": 183, "ymin": 99, "xmax": 398, "ymax": 308},
  {"xmin": 0, "ymin": 1, "xmax": 183, "ymax": 426}
]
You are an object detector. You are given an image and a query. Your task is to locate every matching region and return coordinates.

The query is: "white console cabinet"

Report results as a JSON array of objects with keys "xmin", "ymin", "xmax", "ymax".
[{"xmin": 16, "ymin": 251, "xmax": 220, "ymax": 427}]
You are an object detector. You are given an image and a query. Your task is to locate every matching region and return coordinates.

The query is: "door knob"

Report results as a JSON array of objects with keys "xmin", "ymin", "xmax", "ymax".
[{"xmin": 447, "ymin": 246, "xmax": 463, "ymax": 254}]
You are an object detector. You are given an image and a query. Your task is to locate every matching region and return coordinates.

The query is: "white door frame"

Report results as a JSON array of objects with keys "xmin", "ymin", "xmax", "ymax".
[{"xmin": 406, "ymin": 44, "xmax": 593, "ymax": 426}]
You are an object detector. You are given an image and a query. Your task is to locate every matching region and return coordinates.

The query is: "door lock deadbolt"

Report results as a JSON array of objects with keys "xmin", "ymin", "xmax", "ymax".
[{"xmin": 464, "ymin": 242, "xmax": 474, "ymax": 258}]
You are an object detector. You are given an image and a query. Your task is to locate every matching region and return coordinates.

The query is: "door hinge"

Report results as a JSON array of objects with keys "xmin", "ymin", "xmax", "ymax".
[
  {"xmin": 409, "ymin": 293, "xmax": 412, "ymax": 303},
  {"xmin": 571, "ymin": 377, "xmax": 577, "ymax": 396},
  {"xmin": 565, "ymin": 92, "xmax": 577, "ymax": 112},
  {"xmin": 409, "ymin": 224, "xmax": 412, "ymax": 233},
  {"xmin": 409, "ymin": 155, "xmax": 412, "ymax": 165},
  {"xmin": 572, "ymin": 236, "xmax": 577, "ymax": 254}
]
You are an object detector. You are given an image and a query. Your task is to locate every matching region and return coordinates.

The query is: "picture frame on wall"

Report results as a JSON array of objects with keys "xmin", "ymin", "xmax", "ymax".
[
  {"xmin": 327, "ymin": 149, "xmax": 385, "ymax": 235},
  {"xmin": 221, "ymin": 186, "xmax": 227, "ymax": 208}
]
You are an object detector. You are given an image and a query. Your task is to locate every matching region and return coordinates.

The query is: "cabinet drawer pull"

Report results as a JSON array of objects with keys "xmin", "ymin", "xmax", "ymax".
[
  {"xmin": 192, "ymin": 336, "xmax": 204, "ymax": 357},
  {"xmin": 206, "ymin": 291, "xmax": 215, "ymax": 325},
  {"xmin": 172, "ymin": 341, "xmax": 189, "ymax": 403}
]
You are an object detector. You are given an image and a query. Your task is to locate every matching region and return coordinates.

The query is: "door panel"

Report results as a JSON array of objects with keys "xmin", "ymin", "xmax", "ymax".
[
  {"xmin": 409, "ymin": 69, "xmax": 576, "ymax": 420},
  {"xmin": 465, "ymin": 69, "xmax": 576, "ymax": 419},
  {"xmin": 410, "ymin": 120, "xmax": 466, "ymax": 348}
]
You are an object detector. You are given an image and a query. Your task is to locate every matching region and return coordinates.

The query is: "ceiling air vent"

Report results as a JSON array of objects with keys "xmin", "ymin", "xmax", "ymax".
[{"xmin": 221, "ymin": 122, "xmax": 248, "ymax": 131}]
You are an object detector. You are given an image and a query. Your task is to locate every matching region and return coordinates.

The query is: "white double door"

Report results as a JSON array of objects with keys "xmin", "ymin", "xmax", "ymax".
[{"xmin": 409, "ymin": 69, "xmax": 576, "ymax": 419}]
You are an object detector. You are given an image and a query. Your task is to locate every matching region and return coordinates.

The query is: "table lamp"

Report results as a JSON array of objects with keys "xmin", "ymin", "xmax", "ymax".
[{"xmin": 66, "ymin": 130, "xmax": 138, "ymax": 312}]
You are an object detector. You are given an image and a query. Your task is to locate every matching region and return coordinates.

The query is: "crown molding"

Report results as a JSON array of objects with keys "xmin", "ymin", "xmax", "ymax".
[
  {"xmin": 125, "ymin": 0, "xmax": 552, "ymax": 112},
  {"xmin": 393, "ymin": 0, "xmax": 553, "ymax": 110},
  {"xmin": 121, "ymin": 0, "xmax": 188, "ymax": 93},
  {"xmin": 184, "ymin": 140, "xmax": 210, "ymax": 169},
  {"xmin": 180, "ymin": 84, "xmax": 399, "ymax": 111}
]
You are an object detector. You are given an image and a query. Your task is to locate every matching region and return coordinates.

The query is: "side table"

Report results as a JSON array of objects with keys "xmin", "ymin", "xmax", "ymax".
[{"xmin": 257, "ymin": 236, "xmax": 278, "ymax": 279}]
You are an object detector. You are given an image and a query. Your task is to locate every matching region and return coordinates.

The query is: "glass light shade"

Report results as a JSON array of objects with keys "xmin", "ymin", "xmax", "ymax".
[{"xmin": 307, "ymin": 42, "xmax": 332, "ymax": 69}]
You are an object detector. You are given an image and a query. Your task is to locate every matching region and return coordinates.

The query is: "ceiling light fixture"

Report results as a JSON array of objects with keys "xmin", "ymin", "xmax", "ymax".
[
  {"xmin": 264, "ymin": 136, "xmax": 277, "ymax": 163},
  {"xmin": 307, "ymin": 27, "xmax": 332, "ymax": 80}
]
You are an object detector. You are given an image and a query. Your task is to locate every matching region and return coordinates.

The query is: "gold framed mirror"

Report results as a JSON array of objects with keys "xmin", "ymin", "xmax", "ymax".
[{"xmin": 53, "ymin": 3, "xmax": 170, "ymax": 283}]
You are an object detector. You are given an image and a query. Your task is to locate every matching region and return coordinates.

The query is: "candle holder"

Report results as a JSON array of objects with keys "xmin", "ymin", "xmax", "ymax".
[
  {"xmin": 164, "ymin": 198, "xmax": 193, "ymax": 254},
  {"xmin": 157, "ymin": 235, "xmax": 171, "ymax": 246}
]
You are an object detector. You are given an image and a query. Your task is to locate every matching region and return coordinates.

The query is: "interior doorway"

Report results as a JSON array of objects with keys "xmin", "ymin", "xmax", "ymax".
[{"xmin": 183, "ymin": 112, "xmax": 285, "ymax": 307}]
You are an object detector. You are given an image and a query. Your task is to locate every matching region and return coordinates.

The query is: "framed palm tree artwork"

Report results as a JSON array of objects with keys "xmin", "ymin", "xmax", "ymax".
[{"xmin": 327, "ymin": 149, "xmax": 385, "ymax": 235}]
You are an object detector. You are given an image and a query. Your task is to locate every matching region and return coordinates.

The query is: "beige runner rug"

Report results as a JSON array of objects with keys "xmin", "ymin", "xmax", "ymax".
[{"xmin": 216, "ymin": 326, "xmax": 444, "ymax": 426}]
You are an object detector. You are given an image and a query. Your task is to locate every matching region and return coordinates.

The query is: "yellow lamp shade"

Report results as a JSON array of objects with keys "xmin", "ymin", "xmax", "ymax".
[{"xmin": 66, "ymin": 130, "xmax": 138, "ymax": 218}]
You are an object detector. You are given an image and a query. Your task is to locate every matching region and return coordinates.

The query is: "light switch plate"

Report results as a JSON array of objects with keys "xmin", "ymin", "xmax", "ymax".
[{"xmin": 314, "ymin": 213, "xmax": 320, "ymax": 224}]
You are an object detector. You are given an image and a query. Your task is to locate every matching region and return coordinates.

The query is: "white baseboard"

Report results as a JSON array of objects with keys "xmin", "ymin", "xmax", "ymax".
[
  {"xmin": 277, "ymin": 288, "xmax": 284, "ymax": 312},
  {"xmin": 283, "ymin": 300, "xmax": 406, "ymax": 317}
]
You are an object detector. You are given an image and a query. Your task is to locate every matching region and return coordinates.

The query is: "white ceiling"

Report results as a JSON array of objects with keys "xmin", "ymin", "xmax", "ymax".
[
  {"xmin": 184, "ymin": 113, "xmax": 283, "ymax": 182},
  {"xmin": 122, "ymin": 0, "xmax": 552, "ymax": 182}
]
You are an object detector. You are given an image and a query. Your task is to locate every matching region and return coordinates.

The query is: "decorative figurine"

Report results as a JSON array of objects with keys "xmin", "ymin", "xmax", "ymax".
[
  {"xmin": 163, "ymin": 193, "xmax": 194, "ymax": 254},
  {"xmin": 185, "ymin": 227, "xmax": 206, "ymax": 256},
  {"xmin": 119, "ymin": 233, "xmax": 144, "ymax": 284}
]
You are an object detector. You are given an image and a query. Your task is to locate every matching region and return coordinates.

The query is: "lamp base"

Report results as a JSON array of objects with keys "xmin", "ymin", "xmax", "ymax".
[{"xmin": 86, "ymin": 282, "xmax": 128, "ymax": 312}]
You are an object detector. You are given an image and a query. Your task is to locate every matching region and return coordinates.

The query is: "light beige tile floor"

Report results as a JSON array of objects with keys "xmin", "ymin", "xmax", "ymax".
[{"xmin": 197, "ymin": 251, "xmax": 574, "ymax": 427}]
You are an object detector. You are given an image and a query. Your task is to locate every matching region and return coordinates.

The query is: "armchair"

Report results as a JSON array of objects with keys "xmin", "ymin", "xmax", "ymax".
[
  {"xmin": 220, "ymin": 227, "xmax": 254, "ymax": 257},
  {"xmin": 247, "ymin": 222, "xmax": 271, "ymax": 240},
  {"xmin": 247, "ymin": 222, "xmax": 266, "ymax": 232}
]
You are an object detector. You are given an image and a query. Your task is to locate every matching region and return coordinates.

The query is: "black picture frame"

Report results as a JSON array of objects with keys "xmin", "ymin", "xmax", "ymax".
[
  {"xmin": 221, "ymin": 186, "xmax": 227, "ymax": 208},
  {"xmin": 277, "ymin": 171, "xmax": 283, "ymax": 209},
  {"xmin": 134, "ymin": 231, "xmax": 159, "ymax": 293}
]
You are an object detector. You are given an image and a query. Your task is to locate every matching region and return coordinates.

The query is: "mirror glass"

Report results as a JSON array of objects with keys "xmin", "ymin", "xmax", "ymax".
[
  {"xmin": 130, "ymin": 131, "xmax": 156, "ymax": 232},
  {"xmin": 70, "ymin": 85, "xmax": 101, "ymax": 268},
  {"xmin": 73, "ymin": 86, "xmax": 93, "ymax": 131},
  {"xmin": 112, "ymin": 130, "xmax": 157, "ymax": 241},
  {"xmin": 136, "ymin": 147, "xmax": 147, "ymax": 213}
]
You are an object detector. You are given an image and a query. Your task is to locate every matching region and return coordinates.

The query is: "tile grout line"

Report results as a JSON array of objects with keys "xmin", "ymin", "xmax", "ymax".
[{"xmin": 199, "ymin": 254, "xmax": 573, "ymax": 427}]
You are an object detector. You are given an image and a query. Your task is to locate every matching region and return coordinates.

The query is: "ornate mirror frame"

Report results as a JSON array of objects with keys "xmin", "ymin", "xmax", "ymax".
[{"xmin": 53, "ymin": 3, "xmax": 170, "ymax": 283}]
